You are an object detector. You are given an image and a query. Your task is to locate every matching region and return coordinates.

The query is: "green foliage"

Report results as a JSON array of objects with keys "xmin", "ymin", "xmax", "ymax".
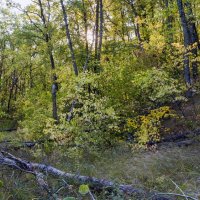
[
  {"xmin": 59, "ymin": 72, "xmax": 120, "ymax": 150},
  {"xmin": 0, "ymin": 110, "xmax": 8, "ymax": 118},
  {"xmin": 101, "ymin": 54, "xmax": 185, "ymax": 116},
  {"xmin": 0, "ymin": 180, "xmax": 3, "ymax": 188},
  {"xmin": 131, "ymin": 68, "xmax": 185, "ymax": 109},
  {"xmin": 78, "ymin": 184, "xmax": 90, "ymax": 195},
  {"xmin": 71, "ymin": 96, "xmax": 119, "ymax": 148},
  {"xmin": 63, "ymin": 197, "xmax": 76, "ymax": 200},
  {"xmin": 18, "ymin": 89, "xmax": 52, "ymax": 141},
  {"xmin": 0, "ymin": 0, "xmax": 195, "ymax": 153}
]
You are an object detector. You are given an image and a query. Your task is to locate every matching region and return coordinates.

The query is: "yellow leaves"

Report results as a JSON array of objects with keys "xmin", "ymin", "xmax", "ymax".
[
  {"xmin": 135, "ymin": 16, "xmax": 145, "ymax": 25},
  {"xmin": 43, "ymin": 118, "xmax": 74, "ymax": 145},
  {"xmin": 142, "ymin": 22, "xmax": 166, "ymax": 53},
  {"xmin": 143, "ymin": 34, "xmax": 165, "ymax": 53},
  {"xmin": 126, "ymin": 106, "xmax": 175, "ymax": 147},
  {"xmin": 127, "ymin": 118, "xmax": 138, "ymax": 129},
  {"xmin": 148, "ymin": 22, "xmax": 162, "ymax": 30},
  {"xmin": 172, "ymin": 42, "xmax": 199, "ymax": 57},
  {"xmin": 172, "ymin": 42, "xmax": 184, "ymax": 50},
  {"xmin": 148, "ymin": 34, "xmax": 166, "ymax": 53},
  {"xmin": 150, "ymin": 106, "xmax": 171, "ymax": 119}
]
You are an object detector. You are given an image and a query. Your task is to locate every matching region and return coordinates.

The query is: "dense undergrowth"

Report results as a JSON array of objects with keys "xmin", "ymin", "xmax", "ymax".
[{"xmin": 0, "ymin": 0, "xmax": 200, "ymax": 199}]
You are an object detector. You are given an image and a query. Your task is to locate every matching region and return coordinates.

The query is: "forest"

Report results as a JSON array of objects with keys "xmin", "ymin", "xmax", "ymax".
[{"xmin": 0, "ymin": 0, "xmax": 200, "ymax": 199}]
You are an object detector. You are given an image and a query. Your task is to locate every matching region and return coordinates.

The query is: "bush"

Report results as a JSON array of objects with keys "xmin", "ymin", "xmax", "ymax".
[{"xmin": 126, "ymin": 106, "xmax": 175, "ymax": 148}]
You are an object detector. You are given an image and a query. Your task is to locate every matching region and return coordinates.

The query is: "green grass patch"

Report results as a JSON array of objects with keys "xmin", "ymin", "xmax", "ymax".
[{"xmin": 0, "ymin": 142, "xmax": 200, "ymax": 199}]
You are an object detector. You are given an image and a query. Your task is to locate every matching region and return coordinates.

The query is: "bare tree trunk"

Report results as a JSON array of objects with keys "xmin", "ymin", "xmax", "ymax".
[
  {"xmin": 94, "ymin": 0, "xmax": 103, "ymax": 72},
  {"xmin": 177, "ymin": 0, "xmax": 192, "ymax": 85},
  {"xmin": 97, "ymin": 0, "xmax": 103, "ymax": 61},
  {"xmin": 95, "ymin": 0, "xmax": 99, "ymax": 63},
  {"xmin": 60, "ymin": 0, "xmax": 79, "ymax": 122},
  {"xmin": 177, "ymin": 0, "xmax": 199, "ymax": 84},
  {"xmin": 129, "ymin": 0, "xmax": 143, "ymax": 49},
  {"xmin": 60, "ymin": 0, "xmax": 79, "ymax": 76},
  {"xmin": 82, "ymin": 0, "xmax": 89, "ymax": 60},
  {"xmin": 7, "ymin": 71, "xmax": 15, "ymax": 113},
  {"xmin": 185, "ymin": 0, "xmax": 199, "ymax": 81},
  {"xmin": 7, "ymin": 69, "xmax": 18, "ymax": 113},
  {"xmin": 29, "ymin": 63, "xmax": 33, "ymax": 88},
  {"xmin": 164, "ymin": 0, "xmax": 174, "ymax": 44},
  {"xmin": 38, "ymin": 0, "xmax": 58, "ymax": 122}
]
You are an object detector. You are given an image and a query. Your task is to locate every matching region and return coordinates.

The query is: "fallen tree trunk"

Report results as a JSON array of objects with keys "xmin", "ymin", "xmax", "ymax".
[
  {"xmin": 0, "ymin": 151, "xmax": 144, "ymax": 196},
  {"xmin": 162, "ymin": 128, "xmax": 200, "ymax": 143},
  {"xmin": 0, "ymin": 151, "xmax": 198, "ymax": 200},
  {"xmin": 0, "ymin": 140, "xmax": 39, "ymax": 149},
  {"xmin": 32, "ymin": 163, "xmax": 144, "ymax": 195}
]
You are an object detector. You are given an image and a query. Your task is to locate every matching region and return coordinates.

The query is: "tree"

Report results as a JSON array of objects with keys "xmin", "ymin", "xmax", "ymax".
[
  {"xmin": 177, "ymin": 0, "xmax": 199, "ymax": 85},
  {"xmin": 60, "ymin": 0, "xmax": 79, "ymax": 76}
]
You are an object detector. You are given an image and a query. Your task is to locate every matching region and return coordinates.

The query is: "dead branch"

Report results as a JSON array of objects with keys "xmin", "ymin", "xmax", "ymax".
[
  {"xmin": 154, "ymin": 193, "xmax": 198, "ymax": 200},
  {"xmin": 162, "ymin": 128, "xmax": 200, "ymax": 143},
  {"xmin": 0, "ymin": 151, "xmax": 52, "ymax": 196}
]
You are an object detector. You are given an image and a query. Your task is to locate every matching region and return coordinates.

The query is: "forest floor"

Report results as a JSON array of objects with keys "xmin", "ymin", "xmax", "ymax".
[{"xmin": 0, "ymin": 130, "xmax": 200, "ymax": 199}]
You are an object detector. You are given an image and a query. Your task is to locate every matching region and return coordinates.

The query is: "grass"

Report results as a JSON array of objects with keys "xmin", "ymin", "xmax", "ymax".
[
  {"xmin": 0, "ymin": 138, "xmax": 199, "ymax": 200},
  {"xmin": 61, "ymin": 143, "xmax": 200, "ymax": 195}
]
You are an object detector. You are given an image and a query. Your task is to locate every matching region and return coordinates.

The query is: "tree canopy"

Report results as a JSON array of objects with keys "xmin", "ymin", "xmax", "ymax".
[{"xmin": 0, "ymin": 0, "xmax": 199, "ymax": 148}]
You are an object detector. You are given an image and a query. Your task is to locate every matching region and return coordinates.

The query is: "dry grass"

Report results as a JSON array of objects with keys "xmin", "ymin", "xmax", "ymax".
[
  {"xmin": 29, "ymin": 141, "xmax": 200, "ymax": 199},
  {"xmin": 0, "ymin": 139, "xmax": 200, "ymax": 199}
]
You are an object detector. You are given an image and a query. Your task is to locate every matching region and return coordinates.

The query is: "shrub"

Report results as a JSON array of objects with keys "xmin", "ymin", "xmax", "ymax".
[{"xmin": 126, "ymin": 106, "xmax": 175, "ymax": 148}]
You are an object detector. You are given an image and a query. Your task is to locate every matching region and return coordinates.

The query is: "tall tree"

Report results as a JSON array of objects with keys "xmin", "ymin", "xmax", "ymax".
[
  {"xmin": 38, "ymin": 0, "xmax": 58, "ymax": 121},
  {"xmin": 177, "ymin": 0, "xmax": 199, "ymax": 84},
  {"xmin": 185, "ymin": 0, "xmax": 199, "ymax": 81},
  {"xmin": 60, "ymin": 0, "xmax": 79, "ymax": 76}
]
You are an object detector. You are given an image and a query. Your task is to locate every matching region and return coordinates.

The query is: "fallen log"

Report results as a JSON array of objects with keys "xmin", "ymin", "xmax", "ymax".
[
  {"xmin": 0, "ymin": 151, "xmax": 198, "ymax": 200},
  {"xmin": 31, "ymin": 163, "xmax": 144, "ymax": 195},
  {"xmin": 162, "ymin": 128, "xmax": 200, "ymax": 143},
  {"xmin": 0, "ymin": 151, "xmax": 144, "ymax": 196},
  {"xmin": 0, "ymin": 140, "xmax": 38, "ymax": 149}
]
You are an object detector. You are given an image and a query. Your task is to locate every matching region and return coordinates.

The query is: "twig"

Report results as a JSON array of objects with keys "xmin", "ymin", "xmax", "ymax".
[
  {"xmin": 155, "ymin": 192, "xmax": 198, "ymax": 200},
  {"xmin": 89, "ymin": 190, "xmax": 96, "ymax": 200},
  {"xmin": 170, "ymin": 179, "xmax": 189, "ymax": 200}
]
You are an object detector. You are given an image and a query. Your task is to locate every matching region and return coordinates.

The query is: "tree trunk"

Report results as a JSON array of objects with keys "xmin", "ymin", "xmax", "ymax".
[
  {"xmin": 177, "ymin": 0, "xmax": 192, "ymax": 85},
  {"xmin": 7, "ymin": 72, "xmax": 15, "ymax": 113},
  {"xmin": 60, "ymin": 0, "xmax": 79, "ymax": 76},
  {"xmin": 82, "ymin": 0, "xmax": 89, "ymax": 59},
  {"xmin": 95, "ymin": 0, "xmax": 99, "ymax": 63},
  {"xmin": 129, "ymin": 0, "xmax": 143, "ymax": 49},
  {"xmin": 38, "ymin": 0, "xmax": 58, "ymax": 122},
  {"xmin": 164, "ymin": 0, "xmax": 174, "ymax": 44},
  {"xmin": 177, "ymin": 0, "xmax": 199, "ymax": 84},
  {"xmin": 185, "ymin": 0, "xmax": 199, "ymax": 81},
  {"xmin": 97, "ymin": 0, "xmax": 103, "ymax": 61}
]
